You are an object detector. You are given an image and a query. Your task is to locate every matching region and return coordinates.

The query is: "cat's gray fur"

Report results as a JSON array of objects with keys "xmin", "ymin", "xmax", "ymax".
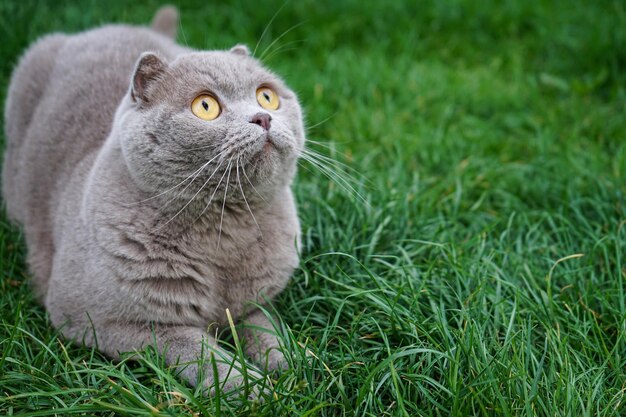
[{"xmin": 2, "ymin": 6, "xmax": 304, "ymax": 396}]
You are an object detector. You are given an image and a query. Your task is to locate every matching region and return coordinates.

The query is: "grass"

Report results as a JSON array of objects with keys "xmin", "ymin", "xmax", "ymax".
[{"xmin": 1, "ymin": 0, "xmax": 625, "ymax": 415}]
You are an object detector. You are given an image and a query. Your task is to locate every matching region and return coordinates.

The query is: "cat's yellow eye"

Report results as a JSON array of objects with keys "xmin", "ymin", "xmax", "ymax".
[
  {"xmin": 256, "ymin": 87, "xmax": 280, "ymax": 110},
  {"xmin": 191, "ymin": 94, "xmax": 220, "ymax": 120}
]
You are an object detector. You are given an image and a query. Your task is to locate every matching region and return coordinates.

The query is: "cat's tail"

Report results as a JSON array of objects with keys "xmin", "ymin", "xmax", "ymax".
[{"xmin": 151, "ymin": 5, "xmax": 178, "ymax": 40}]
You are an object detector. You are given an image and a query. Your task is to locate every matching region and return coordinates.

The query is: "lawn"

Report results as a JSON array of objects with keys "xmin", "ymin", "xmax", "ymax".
[{"xmin": 1, "ymin": 0, "xmax": 625, "ymax": 415}]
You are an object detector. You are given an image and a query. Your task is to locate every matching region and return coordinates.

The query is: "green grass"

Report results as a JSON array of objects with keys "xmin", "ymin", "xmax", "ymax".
[{"xmin": 1, "ymin": 0, "xmax": 625, "ymax": 415}]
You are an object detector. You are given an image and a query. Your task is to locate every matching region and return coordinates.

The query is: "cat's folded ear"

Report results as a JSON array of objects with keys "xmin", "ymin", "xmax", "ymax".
[
  {"xmin": 130, "ymin": 52, "xmax": 168, "ymax": 104},
  {"xmin": 229, "ymin": 44, "xmax": 250, "ymax": 57}
]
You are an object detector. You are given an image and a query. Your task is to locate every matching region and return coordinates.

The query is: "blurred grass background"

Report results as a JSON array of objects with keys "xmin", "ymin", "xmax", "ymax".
[{"xmin": 0, "ymin": 0, "xmax": 625, "ymax": 416}]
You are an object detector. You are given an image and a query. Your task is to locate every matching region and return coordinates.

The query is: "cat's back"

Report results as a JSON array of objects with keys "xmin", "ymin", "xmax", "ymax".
[
  {"xmin": 2, "ymin": 21, "xmax": 187, "ymax": 300},
  {"xmin": 3, "ymin": 24, "xmax": 188, "ymax": 223}
]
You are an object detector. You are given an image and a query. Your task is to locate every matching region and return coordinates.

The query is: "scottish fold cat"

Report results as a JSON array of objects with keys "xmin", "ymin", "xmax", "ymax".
[{"xmin": 2, "ymin": 6, "xmax": 303, "ymax": 396}]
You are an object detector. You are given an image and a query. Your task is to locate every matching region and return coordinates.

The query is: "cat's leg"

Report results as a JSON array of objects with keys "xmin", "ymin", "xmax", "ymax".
[
  {"xmin": 23, "ymin": 228, "xmax": 54, "ymax": 303},
  {"xmin": 241, "ymin": 309, "xmax": 287, "ymax": 371},
  {"xmin": 92, "ymin": 322, "xmax": 266, "ymax": 397}
]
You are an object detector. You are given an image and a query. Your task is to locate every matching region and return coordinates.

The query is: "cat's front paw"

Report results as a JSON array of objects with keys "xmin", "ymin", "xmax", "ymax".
[
  {"xmin": 265, "ymin": 348, "xmax": 288, "ymax": 372},
  {"xmin": 245, "ymin": 341, "xmax": 289, "ymax": 372},
  {"xmin": 206, "ymin": 366, "xmax": 269, "ymax": 400}
]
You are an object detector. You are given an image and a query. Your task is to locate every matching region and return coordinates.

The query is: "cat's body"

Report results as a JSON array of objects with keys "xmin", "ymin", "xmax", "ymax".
[{"xmin": 2, "ymin": 8, "xmax": 303, "ymax": 395}]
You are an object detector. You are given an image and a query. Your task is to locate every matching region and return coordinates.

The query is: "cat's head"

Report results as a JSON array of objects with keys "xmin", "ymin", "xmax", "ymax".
[{"xmin": 116, "ymin": 45, "xmax": 304, "ymax": 208}]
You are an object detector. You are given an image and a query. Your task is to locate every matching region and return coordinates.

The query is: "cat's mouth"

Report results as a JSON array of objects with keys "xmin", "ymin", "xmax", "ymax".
[
  {"xmin": 233, "ymin": 131, "xmax": 292, "ymax": 174},
  {"xmin": 251, "ymin": 132, "xmax": 283, "ymax": 155},
  {"xmin": 242, "ymin": 134, "xmax": 281, "ymax": 169},
  {"xmin": 252, "ymin": 136, "xmax": 278, "ymax": 161},
  {"xmin": 262, "ymin": 139, "xmax": 274, "ymax": 152}
]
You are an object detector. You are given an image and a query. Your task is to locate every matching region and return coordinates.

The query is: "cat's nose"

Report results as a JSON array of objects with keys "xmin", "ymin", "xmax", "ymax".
[{"xmin": 250, "ymin": 112, "xmax": 272, "ymax": 131}]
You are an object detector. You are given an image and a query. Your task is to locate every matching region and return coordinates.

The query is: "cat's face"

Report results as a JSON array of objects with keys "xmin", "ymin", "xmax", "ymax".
[{"xmin": 117, "ymin": 47, "xmax": 305, "ymax": 207}]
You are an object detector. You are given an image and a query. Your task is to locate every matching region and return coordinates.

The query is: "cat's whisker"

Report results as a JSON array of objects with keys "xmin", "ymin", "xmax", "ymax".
[
  {"xmin": 259, "ymin": 21, "xmax": 307, "ymax": 61},
  {"xmin": 154, "ymin": 150, "xmax": 229, "ymax": 211},
  {"xmin": 196, "ymin": 156, "xmax": 232, "ymax": 221},
  {"xmin": 301, "ymin": 148, "xmax": 374, "ymax": 193},
  {"xmin": 124, "ymin": 163, "xmax": 206, "ymax": 206},
  {"xmin": 301, "ymin": 147, "xmax": 365, "ymax": 179},
  {"xmin": 300, "ymin": 156, "xmax": 365, "ymax": 205},
  {"xmin": 152, "ymin": 157, "xmax": 226, "ymax": 232},
  {"xmin": 261, "ymin": 40, "xmax": 305, "ymax": 62},
  {"xmin": 303, "ymin": 154, "xmax": 364, "ymax": 196},
  {"xmin": 304, "ymin": 140, "xmax": 357, "ymax": 166},
  {"xmin": 125, "ymin": 150, "xmax": 228, "ymax": 207},
  {"xmin": 217, "ymin": 158, "xmax": 234, "ymax": 248},
  {"xmin": 252, "ymin": 1, "xmax": 290, "ymax": 57},
  {"xmin": 304, "ymin": 139, "xmax": 363, "ymax": 172},
  {"xmin": 298, "ymin": 153, "xmax": 369, "ymax": 206},
  {"xmin": 178, "ymin": 19, "xmax": 189, "ymax": 47},
  {"xmin": 301, "ymin": 150, "xmax": 368, "ymax": 194},
  {"xmin": 241, "ymin": 162, "xmax": 270, "ymax": 207},
  {"xmin": 226, "ymin": 135, "xmax": 259, "ymax": 159},
  {"xmin": 305, "ymin": 113, "xmax": 337, "ymax": 132},
  {"xmin": 236, "ymin": 156, "xmax": 263, "ymax": 239},
  {"xmin": 183, "ymin": 143, "xmax": 221, "ymax": 151},
  {"xmin": 307, "ymin": 138, "xmax": 350, "ymax": 148}
]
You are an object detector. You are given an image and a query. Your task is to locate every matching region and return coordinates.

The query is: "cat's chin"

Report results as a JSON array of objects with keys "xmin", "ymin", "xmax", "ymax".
[
  {"xmin": 262, "ymin": 137, "xmax": 275, "ymax": 153},
  {"xmin": 249, "ymin": 147, "xmax": 279, "ymax": 174},
  {"xmin": 241, "ymin": 147, "xmax": 292, "ymax": 189}
]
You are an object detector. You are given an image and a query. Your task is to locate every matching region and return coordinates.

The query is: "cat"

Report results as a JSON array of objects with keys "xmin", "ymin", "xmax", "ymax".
[{"xmin": 2, "ymin": 6, "xmax": 304, "ymax": 397}]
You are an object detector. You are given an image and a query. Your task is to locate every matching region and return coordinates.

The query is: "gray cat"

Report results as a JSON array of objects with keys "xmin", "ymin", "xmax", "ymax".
[{"xmin": 2, "ymin": 6, "xmax": 304, "ymax": 397}]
